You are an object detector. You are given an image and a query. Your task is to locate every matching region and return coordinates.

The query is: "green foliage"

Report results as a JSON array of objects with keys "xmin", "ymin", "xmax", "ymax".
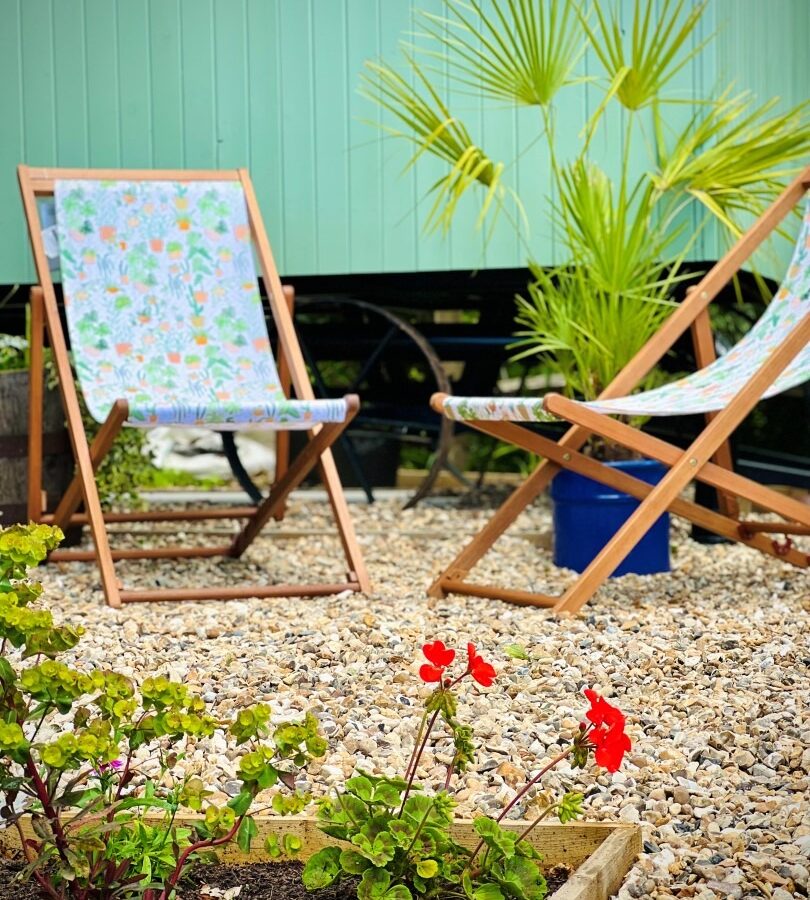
[
  {"xmin": 0, "ymin": 334, "xmax": 28, "ymax": 372},
  {"xmin": 84, "ymin": 413, "xmax": 154, "ymax": 510},
  {"xmin": 362, "ymin": 0, "xmax": 810, "ymax": 420},
  {"xmin": 301, "ymin": 639, "xmax": 633, "ymax": 899},
  {"xmin": 0, "ymin": 522, "xmax": 324, "ymax": 900}
]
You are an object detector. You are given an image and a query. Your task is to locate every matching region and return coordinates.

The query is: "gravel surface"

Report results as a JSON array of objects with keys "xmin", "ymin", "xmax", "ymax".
[{"xmin": 29, "ymin": 492, "xmax": 810, "ymax": 899}]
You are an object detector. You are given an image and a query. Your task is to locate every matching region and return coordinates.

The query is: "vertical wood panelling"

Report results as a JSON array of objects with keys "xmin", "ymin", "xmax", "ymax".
[
  {"xmin": 346, "ymin": 0, "xmax": 383, "ymax": 273},
  {"xmin": 0, "ymin": 0, "xmax": 28, "ymax": 281},
  {"xmin": 278, "ymin": 0, "xmax": 317, "ymax": 273},
  {"xmin": 1, "ymin": 0, "xmax": 808, "ymax": 282},
  {"xmin": 85, "ymin": 0, "xmax": 121, "ymax": 166},
  {"xmin": 213, "ymin": 0, "xmax": 249, "ymax": 169},
  {"xmin": 378, "ymin": 0, "xmax": 417, "ymax": 272},
  {"xmin": 53, "ymin": 0, "xmax": 88, "ymax": 166},
  {"xmin": 411, "ymin": 0, "xmax": 451, "ymax": 273},
  {"xmin": 117, "ymin": 1, "xmax": 152, "ymax": 167},
  {"xmin": 246, "ymin": 0, "xmax": 284, "ymax": 267},
  {"xmin": 245, "ymin": 0, "xmax": 287, "ymax": 271},
  {"xmin": 148, "ymin": 0, "xmax": 184, "ymax": 167},
  {"xmin": 312, "ymin": 0, "xmax": 351, "ymax": 273},
  {"xmin": 19, "ymin": 0, "xmax": 57, "ymax": 167},
  {"xmin": 180, "ymin": 0, "xmax": 216, "ymax": 169}
]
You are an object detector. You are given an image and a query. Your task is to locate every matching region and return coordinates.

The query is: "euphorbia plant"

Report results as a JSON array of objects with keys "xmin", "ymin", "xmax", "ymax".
[
  {"xmin": 303, "ymin": 639, "xmax": 631, "ymax": 899},
  {"xmin": 0, "ymin": 523, "xmax": 324, "ymax": 899}
]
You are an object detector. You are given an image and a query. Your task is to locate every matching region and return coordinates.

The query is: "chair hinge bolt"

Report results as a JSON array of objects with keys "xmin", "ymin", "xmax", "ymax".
[{"xmin": 689, "ymin": 457, "xmax": 698, "ymax": 466}]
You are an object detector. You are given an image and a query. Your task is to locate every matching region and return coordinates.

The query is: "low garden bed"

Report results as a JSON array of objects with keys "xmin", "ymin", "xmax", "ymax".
[{"xmin": 0, "ymin": 815, "xmax": 641, "ymax": 900}]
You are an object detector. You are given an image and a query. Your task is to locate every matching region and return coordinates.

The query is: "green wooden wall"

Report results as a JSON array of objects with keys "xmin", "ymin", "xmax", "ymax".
[{"xmin": 0, "ymin": 0, "xmax": 807, "ymax": 283}]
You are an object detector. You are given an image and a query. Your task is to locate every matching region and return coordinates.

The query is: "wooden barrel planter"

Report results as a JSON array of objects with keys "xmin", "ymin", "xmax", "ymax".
[{"xmin": 0, "ymin": 370, "xmax": 78, "ymax": 539}]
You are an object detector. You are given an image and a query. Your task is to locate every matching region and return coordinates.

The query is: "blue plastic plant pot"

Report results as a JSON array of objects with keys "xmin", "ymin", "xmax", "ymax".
[{"xmin": 550, "ymin": 459, "xmax": 670, "ymax": 576}]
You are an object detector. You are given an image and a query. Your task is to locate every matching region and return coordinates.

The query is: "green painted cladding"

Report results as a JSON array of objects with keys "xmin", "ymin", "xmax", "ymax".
[{"xmin": 0, "ymin": 0, "xmax": 807, "ymax": 283}]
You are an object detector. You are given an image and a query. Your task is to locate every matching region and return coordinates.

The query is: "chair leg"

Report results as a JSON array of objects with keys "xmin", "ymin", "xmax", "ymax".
[
  {"xmin": 272, "ymin": 285, "xmax": 295, "ymax": 522},
  {"xmin": 229, "ymin": 399, "xmax": 365, "ymax": 586},
  {"xmin": 690, "ymin": 309, "xmax": 739, "ymax": 519},
  {"xmin": 27, "ymin": 288, "xmax": 45, "ymax": 521},
  {"xmin": 50, "ymin": 400, "xmax": 129, "ymax": 532}
]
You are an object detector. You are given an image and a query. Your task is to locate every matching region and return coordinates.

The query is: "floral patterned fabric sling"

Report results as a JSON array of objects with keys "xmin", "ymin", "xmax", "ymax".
[
  {"xmin": 441, "ymin": 198, "xmax": 810, "ymax": 423},
  {"xmin": 53, "ymin": 179, "xmax": 347, "ymax": 429}
]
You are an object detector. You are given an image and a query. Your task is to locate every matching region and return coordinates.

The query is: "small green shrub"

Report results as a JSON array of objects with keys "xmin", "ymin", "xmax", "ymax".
[{"xmin": 0, "ymin": 522, "xmax": 324, "ymax": 900}]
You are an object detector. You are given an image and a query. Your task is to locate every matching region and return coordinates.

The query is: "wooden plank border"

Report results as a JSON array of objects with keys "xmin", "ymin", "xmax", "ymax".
[{"xmin": 1, "ymin": 815, "xmax": 641, "ymax": 899}]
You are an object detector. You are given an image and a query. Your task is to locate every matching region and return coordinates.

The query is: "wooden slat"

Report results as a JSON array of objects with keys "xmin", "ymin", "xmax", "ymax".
[
  {"xmin": 27, "ymin": 288, "xmax": 45, "ymax": 521},
  {"xmin": 0, "ymin": 815, "xmax": 637, "ymax": 880},
  {"xmin": 41, "ymin": 507, "xmax": 257, "ymax": 525},
  {"xmin": 50, "ymin": 545, "xmax": 234, "ymax": 562},
  {"xmin": 442, "ymin": 579, "xmax": 558, "ymax": 609},
  {"xmin": 119, "ymin": 583, "xmax": 360, "ymax": 603},
  {"xmin": 553, "ymin": 827, "xmax": 642, "ymax": 900}
]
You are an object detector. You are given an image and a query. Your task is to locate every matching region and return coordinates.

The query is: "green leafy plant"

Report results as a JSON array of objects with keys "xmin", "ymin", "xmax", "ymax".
[
  {"xmin": 362, "ymin": 0, "xmax": 810, "ymax": 441},
  {"xmin": 0, "ymin": 334, "xmax": 29, "ymax": 372},
  {"xmin": 0, "ymin": 522, "xmax": 325, "ymax": 900},
  {"xmin": 0, "ymin": 330, "xmax": 156, "ymax": 508},
  {"xmin": 302, "ymin": 640, "xmax": 631, "ymax": 899}
]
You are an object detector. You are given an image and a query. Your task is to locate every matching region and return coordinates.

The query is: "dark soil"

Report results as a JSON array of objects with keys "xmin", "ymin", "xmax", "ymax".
[
  {"xmin": 0, "ymin": 860, "xmax": 41, "ymax": 900},
  {"xmin": 181, "ymin": 861, "xmax": 571, "ymax": 899},
  {"xmin": 0, "ymin": 859, "xmax": 570, "ymax": 899}
]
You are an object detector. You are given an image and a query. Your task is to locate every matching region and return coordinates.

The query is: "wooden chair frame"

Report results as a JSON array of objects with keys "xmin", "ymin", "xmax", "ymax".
[
  {"xmin": 429, "ymin": 166, "xmax": 810, "ymax": 614},
  {"xmin": 18, "ymin": 165, "xmax": 371, "ymax": 608}
]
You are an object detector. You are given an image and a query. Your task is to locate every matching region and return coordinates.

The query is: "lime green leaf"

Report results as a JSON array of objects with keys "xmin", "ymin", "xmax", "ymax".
[{"xmin": 302, "ymin": 847, "xmax": 342, "ymax": 890}]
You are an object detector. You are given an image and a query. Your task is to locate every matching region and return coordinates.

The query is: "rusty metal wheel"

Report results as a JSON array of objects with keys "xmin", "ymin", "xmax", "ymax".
[{"xmin": 223, "ymin": 296, "xmax": 453, "ymax": 508}]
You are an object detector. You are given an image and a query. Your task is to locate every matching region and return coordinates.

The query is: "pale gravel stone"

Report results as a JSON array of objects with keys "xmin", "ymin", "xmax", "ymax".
[{"xmin": 27, "ymin": 492, "xmax": 810, "ymax": 898}]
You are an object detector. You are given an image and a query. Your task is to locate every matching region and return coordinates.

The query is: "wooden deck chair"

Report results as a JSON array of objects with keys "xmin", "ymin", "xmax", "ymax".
[
  {"xmin": 17, "ymin": 166, "xmax": 370, "ymax": 608},
  {"xmin": 429, "ymin": 166, "xmax": 810, "ymax": 614}
]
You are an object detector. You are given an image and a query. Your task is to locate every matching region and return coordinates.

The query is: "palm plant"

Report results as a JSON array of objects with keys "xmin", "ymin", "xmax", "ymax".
[{"xmin": 361, "ymin": 0, "xmax": 810, "ymax": 409}]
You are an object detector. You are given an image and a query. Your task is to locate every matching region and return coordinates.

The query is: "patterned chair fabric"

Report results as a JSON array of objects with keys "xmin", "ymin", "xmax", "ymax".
[
  {"xmin": 441, "ymin": 199, "xmax": 810, "ymax": 424},
  {"xmin": 54, "ymin": 179, "xmax": 347, "ymax": 429}
]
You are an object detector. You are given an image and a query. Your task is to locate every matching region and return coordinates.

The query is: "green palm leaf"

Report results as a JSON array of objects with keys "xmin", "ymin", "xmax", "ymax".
[{"xmin": 414, "ymin": 0, "xmax": 586, "ymax": 107}]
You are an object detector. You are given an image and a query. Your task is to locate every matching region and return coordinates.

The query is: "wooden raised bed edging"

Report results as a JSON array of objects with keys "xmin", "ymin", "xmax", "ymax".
[{"xmin": 0, "ymin": 815, "xmax": 641, "ymax": 900}]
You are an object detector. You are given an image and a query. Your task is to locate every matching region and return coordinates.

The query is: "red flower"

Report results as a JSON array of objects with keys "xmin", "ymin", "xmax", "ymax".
[
  {"xmin": 466, "ymin": 643, "xmax": 497, "ymax": 687},
  {"xmin": 420, "ymin": 640, "xmax": 455, "ymax": 683},
  {"xmin": 582, "ymin": 689, "xmax": 630, "ymax": 773},
  {"xmin": 583, "ymin": 689, "xmax": 625, "ymax": 730},
  {"xmin": 590, "ymin": 724, "xmax": 631, "ymax": 772}
]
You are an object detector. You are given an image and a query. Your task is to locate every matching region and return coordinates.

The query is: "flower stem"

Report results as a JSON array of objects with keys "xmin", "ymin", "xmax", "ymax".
[
  {"xmin": 515, "ymin": 803, "xmax": 557, "ymax": 845},
  {"xmin": 466, "ymin": 746, "xmax": 572, "ymax": 870},
  {"xmin": 160, "ymin": 813, "xmax": 246, "ymax": 899},
  {"xmin": 443, "ymin": 755, "xmax": 457, "ymax": 790},
  {"xmin": 399, "ymin": 708, "xmax": 439, "ymax": 815},
  {"xmin": 404, "ymin": 708, "xmax": 429, "ymax": 783}
]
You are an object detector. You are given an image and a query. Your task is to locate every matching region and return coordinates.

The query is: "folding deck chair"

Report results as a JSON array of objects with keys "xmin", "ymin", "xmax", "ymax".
[
  {"xmin": 430, "ymin": 165, "xmax": 810, "ymax": 614},
  {"xmin": 18, "ymin": 166, "xmax": 370, "ymax": 608}
]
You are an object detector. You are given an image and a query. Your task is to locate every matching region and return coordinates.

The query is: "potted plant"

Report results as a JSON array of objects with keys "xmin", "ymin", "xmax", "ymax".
[
  {"xmin": 0, "ymin": 321, "xmax": 154, "ymax": 529},
  {"xmin": 360, "ymin": 0, "xmax": 810, "ymax": 575}
]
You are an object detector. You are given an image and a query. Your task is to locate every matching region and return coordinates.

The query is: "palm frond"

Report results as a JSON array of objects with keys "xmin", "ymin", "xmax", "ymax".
[
  {"xmin": 580, "ymin": 0, "xmax": 709, "ymax": 111},
  {"xmin": 414, "ymin": 0, "xmax": 585, "ymax": 108},
  {"xmin": 652, "ymin": 89, "xmax": 810, "ymax": 237},
  {"xmin": 361, "ymin": 55, "xmax": 507, "ymax": 233}
]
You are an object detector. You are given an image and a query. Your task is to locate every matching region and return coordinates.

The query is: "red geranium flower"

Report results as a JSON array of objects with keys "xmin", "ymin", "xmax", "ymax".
[
  {"xmin": 583, "ymin": 689, "xmax": 625, "ymax": 730},
  {"xmin": 582, "ymin": 689, "xmax": 630, "ymax": 772},
  {"xmin": 466, "ymin": 643, "xmax": 497, "ymax": 687},
  {"xmin": 590, "ymin": 724, "xmax": 631, "ymax": 772},
  {"xmin": 419, "ymin": 640, "xmax": 455, "ymax": 683}
]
